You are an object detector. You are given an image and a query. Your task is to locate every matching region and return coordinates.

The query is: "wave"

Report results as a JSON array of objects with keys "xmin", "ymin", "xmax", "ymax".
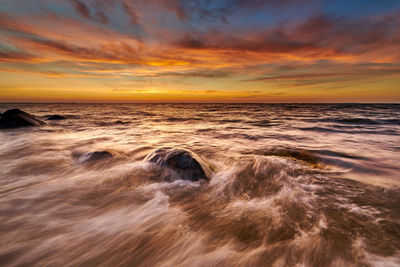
[
  {"xmin": 248, "ymin": 119, "xmax": 279, "ymax": 127},
  {"xmin": 215, "ymin": 119, "xmax": 244, "ymax": 123},
  {"xmin": 312, "ymin": 118, "xmax": 400, "ymax": 126},
  {"xmin": 0, "ymin": 149, "xmax": 399, "ymax": 266},
  {"xmin": 1, "ymin": 103, "xmax": 399, "ymax": 266},
  {"xmin": 165, "ymin": 117, "xmax": 202, "ymax": 122},
  {"xmin": 324, "ymin": 118, "xmax": 378, "ymax": 125},
  {"xmin": 248, "ymin": 148, "xmax": 320, "ymax": 166},
  {"xmin": 300, "ymin": 126, "xmax": 399, "ymax": 135}
]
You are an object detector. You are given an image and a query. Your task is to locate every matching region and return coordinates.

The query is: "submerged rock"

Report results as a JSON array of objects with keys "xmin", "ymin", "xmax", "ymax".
[
  {"xmin": 47, "ymin": 115, "xmax": 66, "ymax": 120},
  {"xmin": 145, "ymin": 147, "xmax": 210, "ymax": 181},
  {"xmin": 79, "ymin": 151, "xmax": 113, "ymax": 163},
  {"xmin": 0, "ymin": 109, "xmax": 45, "ymax": 129},
  {"xmin": 264, "ymin": 148, "xmax": 318, "ymax": 165}
]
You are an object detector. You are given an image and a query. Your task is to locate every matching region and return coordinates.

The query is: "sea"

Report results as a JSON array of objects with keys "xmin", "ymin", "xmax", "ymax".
[{"xmin": 0, "ymin": 103, "xmax": 399, "ymax": 266}]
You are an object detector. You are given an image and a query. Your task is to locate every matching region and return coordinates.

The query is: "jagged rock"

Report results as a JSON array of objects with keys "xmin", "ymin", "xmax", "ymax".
[
  {"xmin": 47, "ymin": 115, "xmax": 66, "ymax": 120},
  {"xmin": 145, "ymin": 147, "xmax": 210, "ymax": 181},
  {"xmin": 0, "ymin": 109, "xmax": 45, "ymax": 129}
]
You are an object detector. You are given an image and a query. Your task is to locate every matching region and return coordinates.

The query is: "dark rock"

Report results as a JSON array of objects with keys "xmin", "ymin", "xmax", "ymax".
[
  {"xmin": 79, "ymin": 151, "xmax": 113, "ymax": 163},
  {"xmin": 145, "ymin": 147, "xmax": 210, "ymax": 181},
  {"xmin": 0, "ymin": 109, "xmax": 45, "ymax": 129},
  {"xmin": 47, "ymin": 115, "xmax": 66, "ymax": 120}
]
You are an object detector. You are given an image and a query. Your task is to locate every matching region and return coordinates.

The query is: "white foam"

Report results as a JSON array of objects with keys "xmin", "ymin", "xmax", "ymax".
[{"xmin": 74, "ymin": 191, "xmax": 170, "ymax": 234}]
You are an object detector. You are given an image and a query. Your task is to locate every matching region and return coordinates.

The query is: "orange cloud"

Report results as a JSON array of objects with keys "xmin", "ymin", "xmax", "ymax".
[{"xmin": 0, "ymin": 2, "xmax": 399, "ymax": 102}]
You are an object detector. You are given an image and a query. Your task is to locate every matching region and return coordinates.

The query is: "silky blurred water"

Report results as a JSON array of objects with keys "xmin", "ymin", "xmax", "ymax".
[{"xmin": 0, "ymin": 103, "xmax": 399, "ymax": 266}]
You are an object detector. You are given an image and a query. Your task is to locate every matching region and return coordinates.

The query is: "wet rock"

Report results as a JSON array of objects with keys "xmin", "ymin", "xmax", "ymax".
[
  {"xmin": 47, "ymin": 115, "xmax": 66, "ymax": 120},
  {"xmin": 0, "ymin": 109, "xmax": 45, "ymax": 129},
  {"xmin": 263, "ymin": 148, "xmax": 318, "ymax": 165},
  {"xmin": 79, "ymin": 151, "xmax": 113, "ymax": 163},
  {"xmin": 145, "ymin": 147, "xmax": 210, "ymax": 181}
]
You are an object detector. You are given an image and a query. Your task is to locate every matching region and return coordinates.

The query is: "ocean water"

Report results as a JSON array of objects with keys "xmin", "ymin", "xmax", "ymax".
[{"xmin": 0, "ymin": 103, "xmax": 399, "ymax": 266}]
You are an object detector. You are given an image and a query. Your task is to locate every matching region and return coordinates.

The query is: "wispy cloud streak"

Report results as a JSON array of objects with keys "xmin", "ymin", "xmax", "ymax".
[{"xmin": 0, "ymin": 0, "xmax": 399, "ymax": 102}]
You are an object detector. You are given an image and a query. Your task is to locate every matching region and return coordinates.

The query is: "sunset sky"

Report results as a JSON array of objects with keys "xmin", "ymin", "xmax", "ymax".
[{"xmin": 0, "ymin": 0, "xmax": 399, "ymax": 102}]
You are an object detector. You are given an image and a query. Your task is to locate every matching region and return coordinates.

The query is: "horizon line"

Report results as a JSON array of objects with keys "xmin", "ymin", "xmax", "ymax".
[{"xmin": 1, "ymin": 102, "xmax": 399, "ymax": 105}]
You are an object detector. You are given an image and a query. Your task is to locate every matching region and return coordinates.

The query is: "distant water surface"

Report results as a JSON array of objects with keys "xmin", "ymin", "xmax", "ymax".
[{"xmin": 0, "ymin": 103, "xmax": 399, "ymax": 266}]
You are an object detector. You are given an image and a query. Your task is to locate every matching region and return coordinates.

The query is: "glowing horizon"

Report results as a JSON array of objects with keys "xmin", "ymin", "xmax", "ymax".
[{"xmin": 1, "ymin": 0, "xmax": 399, "ymax": 103}]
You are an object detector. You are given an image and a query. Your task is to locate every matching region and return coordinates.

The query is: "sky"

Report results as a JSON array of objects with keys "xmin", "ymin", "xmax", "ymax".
[{"xmin": 0, "ymin": 0, "xmax": 399, "ymax": 103}]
